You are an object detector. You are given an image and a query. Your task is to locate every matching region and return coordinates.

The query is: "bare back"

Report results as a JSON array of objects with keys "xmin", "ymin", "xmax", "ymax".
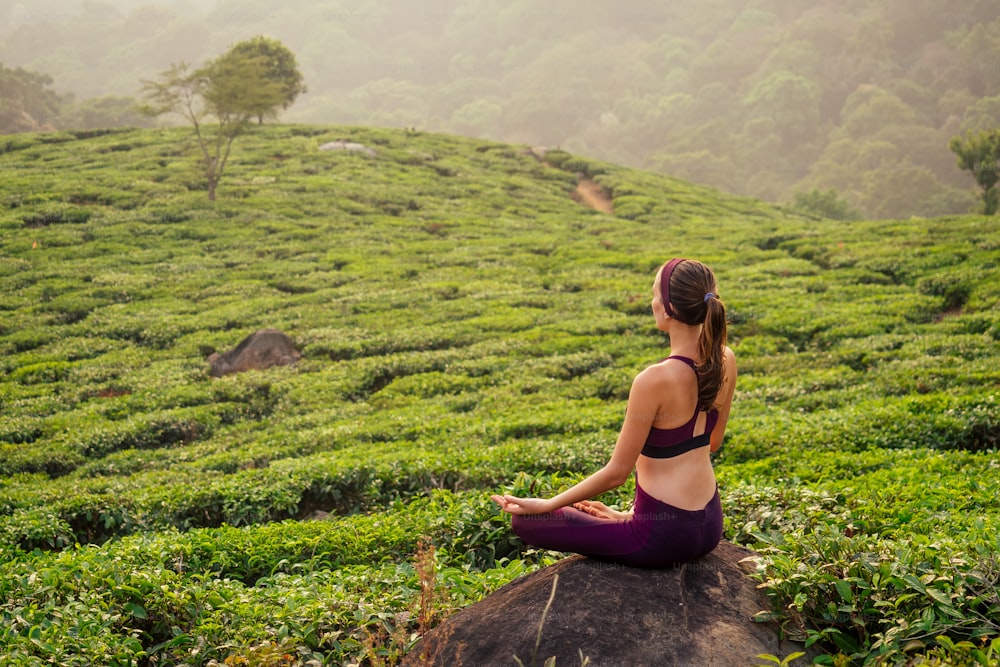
[{"xmin": 635, "ymin": 347, "xmax": 737, "ymax": 510}]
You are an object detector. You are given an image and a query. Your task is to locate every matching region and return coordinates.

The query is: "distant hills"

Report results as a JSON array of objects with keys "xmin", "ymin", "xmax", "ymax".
[{"xmin": 3, "ymin": 1, "xmax": 1000, "ymax": 219}]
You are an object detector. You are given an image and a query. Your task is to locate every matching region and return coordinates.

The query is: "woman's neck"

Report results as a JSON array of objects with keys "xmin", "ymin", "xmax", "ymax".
[{"xmin": 666, "ymin": 324, "xmax": 702, "ymax": 360}]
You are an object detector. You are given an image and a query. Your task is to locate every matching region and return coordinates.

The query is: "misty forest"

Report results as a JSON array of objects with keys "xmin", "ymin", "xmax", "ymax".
[{"xmin": 3, "ymin": 0, "xmax": 1000, "ymax": 220}]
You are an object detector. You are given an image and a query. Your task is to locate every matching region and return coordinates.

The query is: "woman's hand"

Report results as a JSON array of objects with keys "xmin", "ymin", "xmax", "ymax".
[
  {"xmin": 491, "ymin": 494, "xmax": 554, "ymax": 515},
  {"xmin": 572, "ymin": 499, "xmax": 632, "ymax": 522}
]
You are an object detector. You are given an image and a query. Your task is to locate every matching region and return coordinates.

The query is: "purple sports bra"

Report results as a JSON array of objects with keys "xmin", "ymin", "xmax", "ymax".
[{"xmin": 640, "ymin": 355, "xmax": 718, "ymax": 459}]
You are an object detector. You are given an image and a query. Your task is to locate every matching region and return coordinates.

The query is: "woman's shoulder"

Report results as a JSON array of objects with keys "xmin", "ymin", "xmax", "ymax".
[
  {"xmin": 633, "ymin": 357, "xmax": 697, "ymax": 392},
  {"xmin": 723, "ymin": 345, "xmax": 737, "ymax": 370},
  {"xmin": 644, "ymin": 355, "xmax": 694, "ymax": 373}
]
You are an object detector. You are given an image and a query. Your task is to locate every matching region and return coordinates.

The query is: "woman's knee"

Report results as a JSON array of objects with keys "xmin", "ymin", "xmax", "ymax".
[
  {"xmin": 511, "ymin": 511, "xmax": 562, "ymax": 541},
  {"xmin": 510, "ymin": 513, "xmax": 540, "ymax": 538},
  {"xmin": 510, "ymin": 513, "xmax": 531, "ymax": 540}
]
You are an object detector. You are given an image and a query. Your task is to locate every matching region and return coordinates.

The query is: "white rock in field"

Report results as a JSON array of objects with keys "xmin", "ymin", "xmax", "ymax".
[{"xmin": 318, "ymin": 140, "xmax": 376, "ymax": 156}]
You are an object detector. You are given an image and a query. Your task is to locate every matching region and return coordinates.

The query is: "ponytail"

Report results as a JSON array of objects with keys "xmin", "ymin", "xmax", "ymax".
[
  {"xmin": 696, "ymin": 295, "xmax": 727, "ymax": 411},
  {"xmin": 661, "ymin": 259, "xmax": 727, "ymax": 410}
]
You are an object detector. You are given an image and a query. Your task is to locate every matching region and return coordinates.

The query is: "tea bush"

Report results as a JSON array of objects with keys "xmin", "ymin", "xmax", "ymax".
[{"xmin": 0, "ymin": 124, "xmax": 997, "ymax": 665}]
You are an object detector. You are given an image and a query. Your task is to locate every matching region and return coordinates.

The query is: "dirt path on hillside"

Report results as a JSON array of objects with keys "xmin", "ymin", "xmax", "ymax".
[
  {"xmin": 528, "ymin": 147, "xmax": 614, "ymax": 215},
  {"xmin": 573, "ymin": 177, "xmax": 614, "ymax": 214}
]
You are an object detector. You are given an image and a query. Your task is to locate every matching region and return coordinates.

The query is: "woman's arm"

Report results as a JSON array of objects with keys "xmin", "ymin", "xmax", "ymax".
[
  {"xmin": 709, "ymin": 346, "xmax": 738, "ymax": 452},
  {"xmin": 492, "ymin": 368, "xmax": 661, "ymax": 514}
]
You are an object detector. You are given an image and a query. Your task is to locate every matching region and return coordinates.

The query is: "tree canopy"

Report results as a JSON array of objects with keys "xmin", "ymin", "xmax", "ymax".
[
  {"xmin": 141, "ymin": 43, "xmax": 294, "ymax": 200},
  {"xmin": 949, "ymin": 129, "xmax": 1000, "ymax": 214},
  {"xmin": 0, "ymin": 63, "xmax": 64, "ymax": 133},
  {"xmin": 792, "ymin": 188, "xmax": 861, "ymax": 221},
  {"xmin": 226, "ymin": 36, "xmax": 306, "ymax": 123}
]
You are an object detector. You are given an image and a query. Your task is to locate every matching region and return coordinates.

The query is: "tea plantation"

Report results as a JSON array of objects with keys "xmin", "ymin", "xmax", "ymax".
[{"xmin": 1, "ymin": 125, "xmax": 998, "ymax": 666}]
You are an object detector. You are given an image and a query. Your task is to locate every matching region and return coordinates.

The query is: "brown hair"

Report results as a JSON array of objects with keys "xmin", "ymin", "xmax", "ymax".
[{"xmin": 662, "ymin": 259, "xmax": 727, "ymax": 410}]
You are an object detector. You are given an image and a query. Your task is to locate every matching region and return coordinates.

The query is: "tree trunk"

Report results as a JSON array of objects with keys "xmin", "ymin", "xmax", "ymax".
[{"xmin": 985, "ymin": 187, "xmax": 998, "ymax": 215}]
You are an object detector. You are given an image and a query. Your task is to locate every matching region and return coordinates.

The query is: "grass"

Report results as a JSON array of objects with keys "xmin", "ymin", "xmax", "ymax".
[{"xmin": 0, "ymin": 123, "xmax": 998, "ymax": 665}]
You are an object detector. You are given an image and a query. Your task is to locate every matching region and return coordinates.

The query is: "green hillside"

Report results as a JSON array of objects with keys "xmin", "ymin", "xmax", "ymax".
[
  {"xmin": 1, "ymin": 125, "xmax": 998, "ymax": 665},
  {"xmin": 3, "ymin": 0, "xmax": 1000, "ymax": 218}
]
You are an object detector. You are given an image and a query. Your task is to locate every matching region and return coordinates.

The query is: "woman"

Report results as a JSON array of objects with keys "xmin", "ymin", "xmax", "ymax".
[{"xmin": 491, "ymin": 258, "xmax": 737, "ymax": 568}]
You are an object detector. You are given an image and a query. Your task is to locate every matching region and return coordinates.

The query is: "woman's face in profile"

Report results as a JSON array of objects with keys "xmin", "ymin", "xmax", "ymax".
[{"xmin": 651, "ymin": 267, "xmax": 669, "ymax": 329}]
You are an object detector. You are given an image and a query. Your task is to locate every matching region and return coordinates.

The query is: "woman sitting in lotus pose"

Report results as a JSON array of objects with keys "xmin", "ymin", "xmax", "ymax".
[{"xmin": 492, "ymin": 258, "xmax": 737, "ymax": 568}]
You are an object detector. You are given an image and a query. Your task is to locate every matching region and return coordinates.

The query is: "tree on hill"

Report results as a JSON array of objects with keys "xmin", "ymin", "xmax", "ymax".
[
  {"xmin": 949, "ymin": 129, "xmax": 1000, "ymax": 215},
  {"xmin": 140, "ymin": 44, "xmax": 295, "ymax": 200},
  {"xmin": 226, "ymin": 36, "xmax": 307, "ymax": 124},
  {"xmin": 791, "ymin": 188, "xmax": 861, "ymax": 220},
  {"xmin": 0, "ymin": 63, "xmax": 65, "ymax": 133}
]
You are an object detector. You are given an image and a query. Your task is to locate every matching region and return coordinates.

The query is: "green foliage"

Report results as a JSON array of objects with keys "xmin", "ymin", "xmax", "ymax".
[
  {"xmin": 20, "ymin": 203, "xmax": 93, "ymax": 227},
  {"xmin": 59, "ymin": 96, "xmax": 156, "ymax": 132},
  {"xmin": 744, "ymin": 526, "xmax": 1000, "ymax": 664},
  {"xmin": 722, "ymin": 445, "xmax": 1000, "ymax": 663},
  {"xmin": 0, "ymin": 62, "xmax": 65, "ymax": 134},
  {"xmin": 949, "ymin": 129, "xmax": 1000, "ymax": 215},
  {"xmin": 923, "ymin": 635, "xmax": 1000, "ymax": 666},
  {"xmin": 226, "ymin": 36, "xmax": 307, "ymax": 122},
  {"xmin": 791, "ymin": 188, "xmax": 862, "ymax": 221},
  {"xmin": 0, "ymin": 125, "xmax": 997, "ymax": 665},
  {"xmin": 743, "ymin": 70, "xmax": 821, "ymax": 147},
  {"xmin": 755, "ymin": 650, "xmax": 806, "ymax": 667},
  {"xmin": 140, "ymin": 41, "xmax": 298, "ymax": 200}
]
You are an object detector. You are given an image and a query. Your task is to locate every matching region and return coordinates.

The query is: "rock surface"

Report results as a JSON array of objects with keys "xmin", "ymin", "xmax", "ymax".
[
  {"xmin": 404, "ymin": 541, "xmax": 820, "ymax": 667},
  {"xmin": 207, "ymin": 329, "xmax": 301, "ymax": 377},
  {"xmin": 318, "ymin": 140, "xmax": 377, "ymax": 156}
]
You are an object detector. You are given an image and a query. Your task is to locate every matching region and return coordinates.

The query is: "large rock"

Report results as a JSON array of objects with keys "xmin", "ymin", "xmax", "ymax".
[
  {"xmin": 207, "ymin": 329, "xmax": 301, "ymax": 377},
  {"xmin": 405, "ymin": 541, "xmax": 821, "ymax": 666}
]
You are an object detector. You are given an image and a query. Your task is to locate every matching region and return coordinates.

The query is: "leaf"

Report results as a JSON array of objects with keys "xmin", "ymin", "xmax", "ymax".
[
  {"xmin": 925, "ymin": 587, "xmax": 953, "ymax": 606},
  {"xmin": 890, "ymin": 592, "xmax": 920, "ymax": 606},
  {"xmin": 902, "ymin": 574, "xmax": 927, "ymax": 593},
  {"xmin": 124, "ymin": 602, "xmax": 148, "ymax": 619},
  {"xmin": 834, "ymin": 579, "xmax": 853, "ymax": 603}
]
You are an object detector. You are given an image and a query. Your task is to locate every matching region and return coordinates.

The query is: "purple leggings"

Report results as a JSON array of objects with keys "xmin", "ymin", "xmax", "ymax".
[{"xmin": 511, "ymin": 481, "xmax": 723, "ymax": 569}]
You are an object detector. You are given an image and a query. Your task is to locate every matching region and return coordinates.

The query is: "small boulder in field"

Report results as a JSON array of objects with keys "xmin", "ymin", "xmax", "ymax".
[{"xmin": 207, "ymin": 329, "xmax": 301, "ymax": 378}]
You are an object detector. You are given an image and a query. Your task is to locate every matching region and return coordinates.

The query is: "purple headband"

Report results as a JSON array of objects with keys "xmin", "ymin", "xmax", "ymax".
[{"xmin": 660, "ymin": 258, "xmax": 688, "ymax": 318}]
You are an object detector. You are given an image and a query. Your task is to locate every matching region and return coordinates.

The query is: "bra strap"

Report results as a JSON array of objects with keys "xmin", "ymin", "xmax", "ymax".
[
  {"xmin": 665, "ymin": 354, "xmax": 697, "ymax": 369},
  {"xmin": 666, "ymin": 355, "xmax": 703, "ymax": 420},
  {"xmin": 640, "ymin": 433, "xmax": 711, "ymax": 459}
]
